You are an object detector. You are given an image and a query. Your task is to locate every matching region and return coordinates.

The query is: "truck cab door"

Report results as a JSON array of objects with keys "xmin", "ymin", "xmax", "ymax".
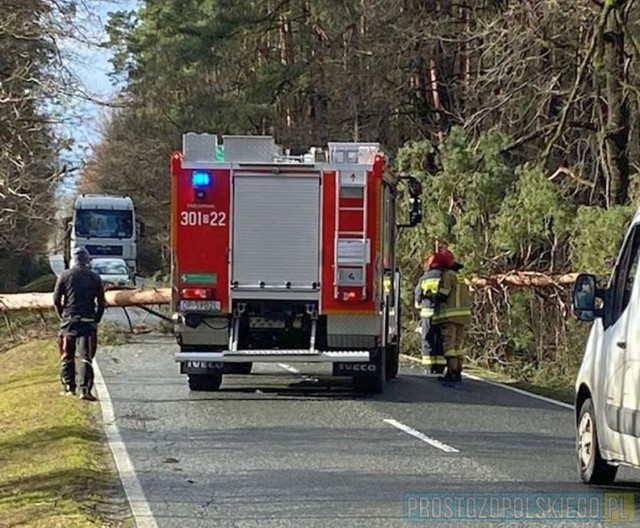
[{"xmin": 602, "ymin": 226, "xmax": 640, "ymax": 460}]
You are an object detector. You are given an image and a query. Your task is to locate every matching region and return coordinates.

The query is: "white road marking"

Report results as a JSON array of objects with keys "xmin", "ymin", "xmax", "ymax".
[
  {"xmin": 383, "ymin": 418, "xmax": 460, "ymax": 453},
  {"xmin": 399, "ymin": 353, "xmax": 573, "ymax": 410},
  {"xmin": 278, "ymin": 363, "xmax": 300, "ymax": 374},
  {"xmin": 462, "ymin": 371, "xmax": 574, "ymax": 410},
  {"xmin": 94, "ymin": 361, "xmax": 159, "ymax": 528}
]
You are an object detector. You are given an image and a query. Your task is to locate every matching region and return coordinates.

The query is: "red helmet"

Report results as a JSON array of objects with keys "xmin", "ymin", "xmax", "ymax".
[
  {"xmin": 426, "ymin": 252, "xmax": 444, "ymax": 269},
  {"xmin": 437, "ymin": 248, "xmax": 456, "ymax": 269}
]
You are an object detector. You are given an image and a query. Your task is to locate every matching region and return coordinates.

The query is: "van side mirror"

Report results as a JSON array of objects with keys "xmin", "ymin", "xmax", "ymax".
[
  {"xmin": 572, "ymin": 273, "xmax": 597, "ymax": 322},
  {"xmin": 397, "ymin": 175, "xmax": 423, "ymax": 229},
  {"xmin": 138, "ymin": 221, "xmax": 146, "ymax": 237}
]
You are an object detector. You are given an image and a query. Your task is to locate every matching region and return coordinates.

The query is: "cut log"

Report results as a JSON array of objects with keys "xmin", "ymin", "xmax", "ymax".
[
  {"xmin": 0, "ymin": 287, "xmax": 171, "ymax": 312},
  {"xmin": 467, "ymin": 272, "xmax": 580, "ymax": 289}
]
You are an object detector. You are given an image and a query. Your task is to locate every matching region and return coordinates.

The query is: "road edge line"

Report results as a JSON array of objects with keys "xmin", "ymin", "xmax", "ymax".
[
  {"xmin": 399, "ymin": 353, "xmax": 573, "ymax": 411},
  {"xmin": 94, "ymin": 360, "xmax": 159, "ymax": 528},
  {"xmin": 383, "ymin": 418, "xmax": 459, "ymax": 453}
]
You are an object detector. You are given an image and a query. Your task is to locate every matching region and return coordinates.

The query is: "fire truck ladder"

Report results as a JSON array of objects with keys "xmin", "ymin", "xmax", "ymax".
[{"xmin": 334, "ymin": 168, "xmax": 368, "ymax": 300}]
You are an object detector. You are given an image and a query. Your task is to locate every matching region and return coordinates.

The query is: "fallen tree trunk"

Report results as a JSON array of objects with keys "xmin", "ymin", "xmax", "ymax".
[
  {"xmin": 0, "ymin": 272, "xmax": 583, "ymax": 312},
  {"xmin": 467, "ymin": 272, "xmax": 580, "ymax": 289},
  {"xmin": 0, "ymin": 287, "xmax": 171, "ymax": 312}
]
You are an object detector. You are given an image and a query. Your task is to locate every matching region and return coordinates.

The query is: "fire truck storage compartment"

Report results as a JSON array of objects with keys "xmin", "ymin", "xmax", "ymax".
[{"xmin": 231, "ymin": 173, "xmax": 321, "ymax": 297}]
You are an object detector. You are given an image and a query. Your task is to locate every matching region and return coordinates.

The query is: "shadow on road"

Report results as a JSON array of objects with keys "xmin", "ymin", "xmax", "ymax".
[
  {"xmin": 104, "ymin": 334, "xmax": 571, "ymax": 411},
  {"xmin": 122, "ymin": 372, "xmax": 572, "ymax": 411}
]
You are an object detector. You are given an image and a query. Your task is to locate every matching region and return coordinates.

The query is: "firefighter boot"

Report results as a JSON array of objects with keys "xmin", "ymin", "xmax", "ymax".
[
  {"xmin": 438, "ymin": 358, "xmax": 459, "ymax": 386},
  {"xmin": 437, "ymin": 371, "xmax": 456, "ymax": 383}
]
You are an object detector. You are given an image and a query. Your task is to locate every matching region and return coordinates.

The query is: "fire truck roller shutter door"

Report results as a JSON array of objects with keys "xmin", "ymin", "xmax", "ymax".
[{"xmin": 232, "ymin": 174, "xmax": 321, "ymax": 295}]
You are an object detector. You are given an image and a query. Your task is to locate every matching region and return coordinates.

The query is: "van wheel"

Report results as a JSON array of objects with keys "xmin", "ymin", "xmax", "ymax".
[
  {"xmin": 577, "ymin": 398, "xmax": 617, "ymax": 484},
  {"xmin": 188, "ymin": 373, "xmax": 222, "ymax": 392}
]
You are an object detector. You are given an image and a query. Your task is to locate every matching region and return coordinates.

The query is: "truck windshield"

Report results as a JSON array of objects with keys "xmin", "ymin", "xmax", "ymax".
[{"xmin": 74, "ymin": 209, "xmax": 134, "ymax": 239}]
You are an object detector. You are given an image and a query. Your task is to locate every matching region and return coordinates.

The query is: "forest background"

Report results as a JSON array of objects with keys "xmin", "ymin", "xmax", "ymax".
[{"xmin": 5, "ymin": 0, "xmax": 639, "ymax": 389}]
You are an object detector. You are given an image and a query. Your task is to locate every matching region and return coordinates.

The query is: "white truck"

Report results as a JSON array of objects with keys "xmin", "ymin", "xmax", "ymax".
[
  {"xmin": 62, "ymin": 194, "xmax": 143, "ymax": 277},
  {"xmin": 572, "ymin": 209, "xmax": 640, "ymax": 484}
]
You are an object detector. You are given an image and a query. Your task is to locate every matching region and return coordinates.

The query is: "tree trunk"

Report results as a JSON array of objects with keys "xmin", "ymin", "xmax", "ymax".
[
  {"xmin": 603, "ymin": 1, "xmax": 630, "ymax": 205},
  {"xmin": 468, "ymin": 272, "xmax": 579, "ymax": 289},
  {"xmin": 278, "ymin": 0, "xmax": 295, "ymax": 138},
  {"xmin": 0, "ymin": 288, "xmax": 171, "ymax": 312},
  {"xmin": 594, "ymin": 0, "xmax": 630, "ymax": 207},
  {"xmin": 0, "ymin": 271, "xmax": 587, "ymax": 313}
]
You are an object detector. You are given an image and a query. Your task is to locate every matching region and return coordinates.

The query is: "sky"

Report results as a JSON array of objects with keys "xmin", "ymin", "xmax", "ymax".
[{"xmin": 58, "ymin": 0, "xmax": 139, "ymax": 191}]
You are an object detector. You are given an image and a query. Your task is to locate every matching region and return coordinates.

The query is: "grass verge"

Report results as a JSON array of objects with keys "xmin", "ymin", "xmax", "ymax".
[{"xmin": 0, "ymin": 340, "xmax": 134, "ymax": 527}]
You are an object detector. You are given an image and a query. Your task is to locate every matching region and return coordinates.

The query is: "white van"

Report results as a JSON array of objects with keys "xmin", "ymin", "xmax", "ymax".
[{"xmin": 573, "ymin": 210, "xmax": 640, "ymax": 484}]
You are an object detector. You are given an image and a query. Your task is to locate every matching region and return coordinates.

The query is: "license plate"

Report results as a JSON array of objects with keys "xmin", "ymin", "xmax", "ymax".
[
  {"xmin": 249, "ymin": 317, "xmax": 286, "ymax": 329},
  {"xmin": 179, "ymin": 300, "xmax": 221, "ymax": 312}
]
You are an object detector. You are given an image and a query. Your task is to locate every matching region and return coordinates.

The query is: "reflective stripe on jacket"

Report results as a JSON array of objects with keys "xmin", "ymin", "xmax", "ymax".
[
  {"xmin": 432, "ymin": 269, "xmax": 472, "ymax": 325},
  {"xmin": 414, "ymin": 269, "xmax": 442, "ymax": 318},
  {"xmin": 421, "ymin": 355, "xmax": 447, "ymax": 366}
]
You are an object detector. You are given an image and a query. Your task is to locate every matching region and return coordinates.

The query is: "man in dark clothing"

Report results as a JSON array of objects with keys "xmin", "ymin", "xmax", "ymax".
[{"xmin": 53, "ymin": 246, "xmax": 106, "ymax": 400}]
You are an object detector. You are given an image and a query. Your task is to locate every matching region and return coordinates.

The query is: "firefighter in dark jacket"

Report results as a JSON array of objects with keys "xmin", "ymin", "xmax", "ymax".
[
  {"xmin": 53, "ymin": 246, "xmax": 106, "ymax": 400},
  {"xmin": 414, "ymin": 254, "xmax": 446, "ymax": 373}
]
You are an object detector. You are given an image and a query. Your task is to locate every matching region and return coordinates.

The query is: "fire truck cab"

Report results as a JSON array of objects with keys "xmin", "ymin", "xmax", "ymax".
[{"xmin": 171, "ymin": 133, "xmax": 422, "ymax": 394}]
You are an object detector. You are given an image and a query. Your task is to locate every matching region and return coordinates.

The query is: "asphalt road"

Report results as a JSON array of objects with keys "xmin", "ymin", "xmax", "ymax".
[{"xmin": 96, "ymin": 336, "xmax": 640, "ymax": 527}]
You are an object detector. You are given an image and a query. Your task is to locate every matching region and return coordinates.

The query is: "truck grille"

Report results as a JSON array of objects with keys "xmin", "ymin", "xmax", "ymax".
[{"xmin": 85, "ymin": 245, "xmax": 124, "ymax": 256}]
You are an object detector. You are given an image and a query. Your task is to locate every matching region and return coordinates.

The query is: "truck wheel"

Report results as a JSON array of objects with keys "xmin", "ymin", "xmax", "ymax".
[
  {"xmin": 386, "ymin": 343, "xmax": 399, "ymax": 380},
  {"xmin": 355, "ymin": 348, "xmax": 386, "ymax": 394},
  {"xmin": 577, "ymin": 398, "xmax": 617, "ymax": 484},
  {"xmin": 228, "ymin": 363, "xmax": 253, "ymax": 375},
  {"xmin": 187, "ymin": 373, "xmax": 222, "ymax": 392}
]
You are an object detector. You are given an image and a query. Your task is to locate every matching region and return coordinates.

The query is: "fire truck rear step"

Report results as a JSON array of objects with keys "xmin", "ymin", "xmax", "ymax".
[{"xmin": 175, "ymin": 350, "xmax": 370, "ymax": 363}]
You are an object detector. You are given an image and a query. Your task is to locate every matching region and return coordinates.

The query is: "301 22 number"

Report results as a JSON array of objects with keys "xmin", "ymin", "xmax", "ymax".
[{"xmin": 180, "ymin": 211, "xmax": 227, "ymax": 226}]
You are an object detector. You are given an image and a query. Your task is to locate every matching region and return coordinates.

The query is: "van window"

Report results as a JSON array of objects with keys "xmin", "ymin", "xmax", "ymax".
[{"xmin": 609, "ymin": 226, "xmax": 640, "ymax": 324}]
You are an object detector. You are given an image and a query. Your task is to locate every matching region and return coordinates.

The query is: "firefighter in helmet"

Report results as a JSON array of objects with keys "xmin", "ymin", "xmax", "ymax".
[
  {"xmin": 430, "ymin": 248, "xmax": 472, "ymax": 385},
  {"xmin": 414, "ymin": 253, "xmax": 446, "ymax": 373}
]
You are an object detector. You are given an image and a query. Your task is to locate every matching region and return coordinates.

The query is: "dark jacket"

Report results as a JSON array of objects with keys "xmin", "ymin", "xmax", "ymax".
[{"xmin": 53, "ymin": 265, "xmax": 106, "ymax": 323}]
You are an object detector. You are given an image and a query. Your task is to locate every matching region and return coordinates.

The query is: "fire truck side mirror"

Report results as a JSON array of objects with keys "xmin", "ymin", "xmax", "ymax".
[
  {"xmin": 397, "ymin": 175, "xmax": 423, "ymax": 229},
  {"xmin": 408, "ymin": 196, "xmax": 423, "ymax": 227},
  {"xmin": 407, "ymin": 177, "xmax": 422, "ymax": 198}
]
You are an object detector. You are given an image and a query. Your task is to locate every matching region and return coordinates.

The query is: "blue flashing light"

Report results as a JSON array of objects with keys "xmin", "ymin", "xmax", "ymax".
[{"xmin": 192, "ymin": 171, "xmax": 212, "ymax": 187}]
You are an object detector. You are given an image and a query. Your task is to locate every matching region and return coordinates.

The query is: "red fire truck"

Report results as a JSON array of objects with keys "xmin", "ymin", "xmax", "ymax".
[{"xmin": 170, "ymin": 133, "xmax": 422, "ymax": 393}]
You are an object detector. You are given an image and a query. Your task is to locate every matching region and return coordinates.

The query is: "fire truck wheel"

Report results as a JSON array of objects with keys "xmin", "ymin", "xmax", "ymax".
[
  {"xmin": 386, "ymin": 344, "xmax": 399, "ymax": 380},
  {"xmin": 187, "ymin": 373, "xmax": 223, "ymax": 392},
  {"xmin": 229, "ymin": 363, "xmax": 253, "ymax": 375},
  {"xmin": 354, "ymin": 348, "xmax": 386, "ymax": 394}
]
